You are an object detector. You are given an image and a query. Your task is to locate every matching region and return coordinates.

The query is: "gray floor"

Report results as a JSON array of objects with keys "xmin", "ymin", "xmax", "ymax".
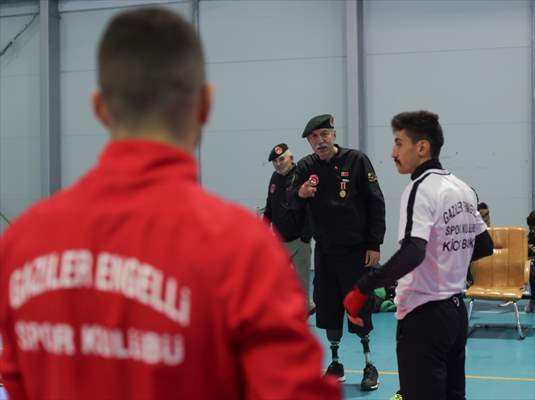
[{"xmin": 311, "ymin": 299, "xmax": 535, "ymax": 400}]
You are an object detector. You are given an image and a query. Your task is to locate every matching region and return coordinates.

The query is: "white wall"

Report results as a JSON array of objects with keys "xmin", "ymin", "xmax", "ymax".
[
  {"xmin": 0, "ymin": 0, "xmax": 194, "ymax": 232},
  {"xmin": 58, "ymin": 0, "xmax": 347, "ymax": 207},
  {"xmin": 59, "ymin": 0, "xmax": 194, "ymax": 187},
  {"xmin": 0, "ymin": 1, "xmax": 41, "ymax": 232},
  {"xmin": 199, "ymin": 0, "xmax": 347, "ymax": 211},
  {"xmin": 1, "ymin": 0, "xmax": 533, "ymax": 258},
  {"xmin": 363, "ymin": 0, "xmax": 532, "ymax": 258}
]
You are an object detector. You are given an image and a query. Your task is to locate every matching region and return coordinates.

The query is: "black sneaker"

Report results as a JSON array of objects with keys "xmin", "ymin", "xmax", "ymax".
[
  {"xmin": 325, "ymin": 361, "xmax": 345, "ymax": 382},
  {"xmin": 361, "ymin": 363, "xmax": 379, "ymax": 391}
]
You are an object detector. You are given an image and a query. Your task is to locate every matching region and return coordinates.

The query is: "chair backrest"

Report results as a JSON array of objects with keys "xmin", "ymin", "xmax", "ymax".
[{"xmin": 470, "ymin": 227, "xmax": 528, "ymax": 288}]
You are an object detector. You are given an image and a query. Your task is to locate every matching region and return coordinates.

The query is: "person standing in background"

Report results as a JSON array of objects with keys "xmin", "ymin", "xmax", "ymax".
[{"xmin": 264, "ymin": 143, "xmax": 315, "ymax": 314}]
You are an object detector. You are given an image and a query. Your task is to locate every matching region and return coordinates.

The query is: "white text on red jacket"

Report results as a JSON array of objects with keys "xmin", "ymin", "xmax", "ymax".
[
  {"xmin": 8, "ymin": 250, "xmax": 191, "ymax": 326},
  {"xmin": 14, "ymin": 320, "xmax": 185, "ymax": 366}
]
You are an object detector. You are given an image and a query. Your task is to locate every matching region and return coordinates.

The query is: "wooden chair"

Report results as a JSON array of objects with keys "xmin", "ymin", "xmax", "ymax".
[{"xmin": 466, "ymin": 227, "xmax": 531, "ymax": 339}]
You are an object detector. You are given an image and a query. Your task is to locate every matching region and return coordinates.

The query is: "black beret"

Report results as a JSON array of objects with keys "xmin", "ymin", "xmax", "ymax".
[
  {"xmin": 268, "ymin": 143, "xmax": 288, "ymax": 161},
  {"xmin": 302, "ymin": 114, "xmax": 334, "ymax": 138}
]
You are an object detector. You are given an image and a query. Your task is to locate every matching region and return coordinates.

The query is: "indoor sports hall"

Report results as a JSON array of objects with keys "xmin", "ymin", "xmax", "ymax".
[{"xmin": 1, "ymin": 1, "xmax": 534, "ymax": 399}]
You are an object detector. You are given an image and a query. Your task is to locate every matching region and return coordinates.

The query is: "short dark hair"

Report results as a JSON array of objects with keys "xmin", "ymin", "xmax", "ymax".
[
  {"xmin": 527, "ymin": 211, "xmax": 535, "ymax": 227},
  {"xmin": 98, "ymin": 8, "xmax": 205, "ymax": 133},
  {"xmin": 391, "ymin": 110, "xmax": 444, "ymax": 158},
  {"xmin": 477, "ymin": 202, "xmax": 489, "ymax": 210}
]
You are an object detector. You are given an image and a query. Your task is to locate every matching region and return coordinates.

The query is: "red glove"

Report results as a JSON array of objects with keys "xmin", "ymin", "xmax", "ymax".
[{"xmin": 343, "ymin": 288, "xmax": 368, "ymax": 327}]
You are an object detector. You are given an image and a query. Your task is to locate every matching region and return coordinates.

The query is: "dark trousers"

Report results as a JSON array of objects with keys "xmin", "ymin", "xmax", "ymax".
[
  {"xmin": 396, "ymin": 295, "xmax": 467, "ymax": 400},
  {"xmin": 313, "ymin": 243, "xmax": 373, "ymax": 336},
  {"xmin": 530, "ymin": 258, "xmax": 535, "ymax": 296}
]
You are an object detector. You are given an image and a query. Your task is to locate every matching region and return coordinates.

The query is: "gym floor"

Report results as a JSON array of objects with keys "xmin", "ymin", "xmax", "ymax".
[
  {"xmin": 0, "ymin": 301, "xmax": 532, "ymax": 399},
  {"xmin": 311, "ymin": 299, "xmax": 535, "ymax": 400}
]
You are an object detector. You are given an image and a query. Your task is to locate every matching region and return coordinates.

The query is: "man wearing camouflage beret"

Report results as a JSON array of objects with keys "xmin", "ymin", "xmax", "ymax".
[
  {"xmin": 264, "ymin": 143, "xmax": 315, "ymax": 314},
  {"xmin": 289, "ymin": 114, "xmax": 386, "ymax": 390}
]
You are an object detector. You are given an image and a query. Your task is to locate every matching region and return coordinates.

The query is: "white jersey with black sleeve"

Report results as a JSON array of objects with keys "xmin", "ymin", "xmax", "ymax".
[{"xmin": 395, "ymin": 166, "xmax": 487, "ymax": 320}]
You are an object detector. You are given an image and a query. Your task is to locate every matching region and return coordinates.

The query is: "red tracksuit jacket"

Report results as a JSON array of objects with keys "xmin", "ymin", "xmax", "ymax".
[{"xmin": 0, "ymin": 140, "xmax": 340, "ymax": 400}]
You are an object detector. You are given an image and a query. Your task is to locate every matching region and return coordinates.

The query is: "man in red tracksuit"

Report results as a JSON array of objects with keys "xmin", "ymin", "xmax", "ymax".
[{"xmin": 0, "ymin": 8, "xmax": 340, "ymax": 400}]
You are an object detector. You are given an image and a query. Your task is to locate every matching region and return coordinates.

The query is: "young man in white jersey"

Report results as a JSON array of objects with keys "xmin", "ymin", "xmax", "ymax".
[{"xmin": 344, "ymin": 110, "xmax": 493, "ymax": 400}]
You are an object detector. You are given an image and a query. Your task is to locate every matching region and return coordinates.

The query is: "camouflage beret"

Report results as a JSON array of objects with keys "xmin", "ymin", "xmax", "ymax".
[
  {"xmin": 268, "ymin": 143, "xmax": 288, "ymax": 162},
  {"xmin": 302, "ymin": 114, "xmax": 334, "ymax": 138}
]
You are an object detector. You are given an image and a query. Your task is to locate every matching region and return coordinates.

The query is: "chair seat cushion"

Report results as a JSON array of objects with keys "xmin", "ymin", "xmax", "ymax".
[{"xmin": 466, "ymin": 286, "xmax": 524, "ymax": 300}]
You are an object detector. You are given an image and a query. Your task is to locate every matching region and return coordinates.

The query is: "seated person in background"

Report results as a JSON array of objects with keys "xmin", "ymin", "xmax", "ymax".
[
  {"xmin": 528, "ymin": 211, "xmax": 535, "ymax": 258},
  {"xmin": 526, "ymin": 211, "xmax": 535, "ymax": 312},
  {"xmin": 466, "ymin": 202, "xmax": 490, "ymax": 287},
  {"xmin": 477, "ymin": 202, "xmax": 491, "ymax": 227}
]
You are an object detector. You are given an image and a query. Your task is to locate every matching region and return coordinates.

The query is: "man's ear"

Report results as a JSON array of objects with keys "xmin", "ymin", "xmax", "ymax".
[
  {"xmin": 198, "ymin": 83, "xmax": 213, "ymax": 125},
  {"xmin": 417, "ymin": 139, "xmax": 430, "ymax": 157},
  {"xmin": 92, "ymin": 91, "xmax": 112, "ymax": 129}
]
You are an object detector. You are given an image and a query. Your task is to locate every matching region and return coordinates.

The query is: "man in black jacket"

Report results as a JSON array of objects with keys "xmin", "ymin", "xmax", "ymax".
[
  {"xmin": 264, "ymin": 143, "xmax": 314, "ymax": 314},
  {"xmin": 289, "ymin": 115, "xmax": 386, "ymax": 390}
]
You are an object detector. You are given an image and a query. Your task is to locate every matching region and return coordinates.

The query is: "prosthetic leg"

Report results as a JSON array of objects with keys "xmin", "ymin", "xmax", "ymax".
[
  {"xmin": 325, "ymin": 329, "xmax": 345, "ymax": 382},
  {"xmin": 359, "ymin": 334, "xmax": 379, "ymax": 390},
  {"xmin": 324, "ymin": 330, "xmax": 379, "ymax": 390}
]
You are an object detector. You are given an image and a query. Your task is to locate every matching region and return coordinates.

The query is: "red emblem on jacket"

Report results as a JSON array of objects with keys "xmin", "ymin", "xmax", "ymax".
[
  {"xmin": 270, "ymin": 183, "xmax": 276, "ymax": 193},
  {"xmin": 308, "ymin": 175, "xmax": 319, "ymax": 187}
]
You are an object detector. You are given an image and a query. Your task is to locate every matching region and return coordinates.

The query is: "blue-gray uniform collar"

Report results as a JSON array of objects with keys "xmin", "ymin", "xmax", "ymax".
[{"xmin": 411, "ymin": 159, "xmax": 443, "ymax": 180}]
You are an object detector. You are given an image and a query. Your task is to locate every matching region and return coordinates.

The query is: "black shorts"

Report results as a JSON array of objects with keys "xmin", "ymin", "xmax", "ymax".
[{"xmin": 313, "ymin": 243, "xmax": 373, "ymax": 336}]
